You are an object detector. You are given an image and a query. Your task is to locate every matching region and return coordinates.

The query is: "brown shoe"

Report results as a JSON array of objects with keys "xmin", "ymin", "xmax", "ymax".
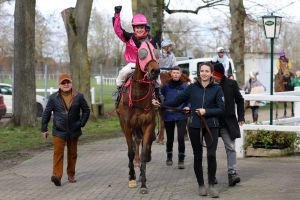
[
  {"xmin": 68, "ymin": 176, "xmax": 77, "ymax": 183},
  {"xmin": 51, "ymin": 176, "xmax": 61, "ymax": 186}
]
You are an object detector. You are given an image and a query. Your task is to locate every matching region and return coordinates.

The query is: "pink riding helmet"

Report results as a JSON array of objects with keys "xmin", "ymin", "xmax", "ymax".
[{"xmin": 132, "ymin": 14, "xmax": 147, "ymax": 26}]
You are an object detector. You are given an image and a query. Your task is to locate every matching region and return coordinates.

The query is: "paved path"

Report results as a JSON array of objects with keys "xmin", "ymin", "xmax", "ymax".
[{"xmin": 0, "ymin": 136, "xmax": 299, "ymax": 200}]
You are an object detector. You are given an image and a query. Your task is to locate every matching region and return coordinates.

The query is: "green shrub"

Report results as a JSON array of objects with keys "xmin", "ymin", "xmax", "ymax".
[{"xmin": 244, "ymin": 130, "xmax": 300, "ymax": 150}]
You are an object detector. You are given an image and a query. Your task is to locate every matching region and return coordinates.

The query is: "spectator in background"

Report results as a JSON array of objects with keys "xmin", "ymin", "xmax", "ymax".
[
  {"xmin": 41, "ymin": 73, "xmax": 90, "ymax": 186},
  {"xmin": 243, "ymin": 71, "xmax": 266, "ymax": 123},
  {"xmin": 159, "ymin": 39, "xmax": 177, "ymax": 69},
  {"xmin": 276, "ymin": 50, "xmax": 292, "ymax": 71},
  {"xmin": 290, "ymin": 70, "xmax": 300, "ymax": 87},
  {"xmin": 212, "ymin": 47, "xmax": 233, "ymax": 77}
]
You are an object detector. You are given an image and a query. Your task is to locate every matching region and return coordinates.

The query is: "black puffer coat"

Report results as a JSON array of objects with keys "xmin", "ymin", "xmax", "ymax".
[
  {"xmin": 41, "ymin": 90, "xmax": 90, "ymax": 140},
  {"xmin": 162, "ymin": 80, "xmax": 224, "ymax": 128}
]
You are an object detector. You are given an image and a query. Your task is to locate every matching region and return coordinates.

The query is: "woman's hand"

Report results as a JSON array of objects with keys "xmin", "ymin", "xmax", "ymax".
[
  {"xmin": 152, "ymin": 99, "xmax": 160, "ymax": 107},
  {"xmin": 196, "ymin": 108, "xmax": 206, "ymax": 116},
  {"xmin": 183, "ymin": 107, "xmax": 190, "ymax": 114},
  {"xmin": 41, "ymin": 131, "xmax": 49, "ymax": 139}
]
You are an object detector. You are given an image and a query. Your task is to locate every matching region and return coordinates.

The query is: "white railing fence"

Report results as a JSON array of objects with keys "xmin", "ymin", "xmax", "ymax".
[
  {"xmin": 236, "ymin": 87, "xmax": 300, "ymax": 158},
  {"xmin": 36, "ymin": 87, "xmax": 97, "ymax": 104}
]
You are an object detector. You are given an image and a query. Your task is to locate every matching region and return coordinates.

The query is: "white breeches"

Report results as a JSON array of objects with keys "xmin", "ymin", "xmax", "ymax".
[{"xmin": 116, "ymin": 63, "xmax": 135, "ymax": 86}]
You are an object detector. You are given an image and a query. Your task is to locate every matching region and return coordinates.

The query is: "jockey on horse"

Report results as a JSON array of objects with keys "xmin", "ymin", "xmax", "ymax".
[{"xmin": 112, "ymin": 5, "xmax": 161, "ymax": 104}]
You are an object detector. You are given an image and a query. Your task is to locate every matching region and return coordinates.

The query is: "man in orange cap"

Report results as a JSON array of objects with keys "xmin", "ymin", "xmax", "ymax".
[{"xmin": 41, "ymin": 73, "xmax": 90, "ymax": 186}]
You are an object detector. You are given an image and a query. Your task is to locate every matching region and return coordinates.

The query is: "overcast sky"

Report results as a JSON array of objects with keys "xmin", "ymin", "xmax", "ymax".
[
  {"xmin": 34, "ymin": 0, "xmax": 300, "ymax": 21},
  {"xmin": 3, "ymin": 0, "xmax": 300, "ymax": 60}
]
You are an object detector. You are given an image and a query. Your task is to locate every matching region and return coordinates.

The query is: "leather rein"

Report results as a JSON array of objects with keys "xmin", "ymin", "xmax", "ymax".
[{"xmin": 160, "ymin": 105, "xmax": 213, "ymax": 147}]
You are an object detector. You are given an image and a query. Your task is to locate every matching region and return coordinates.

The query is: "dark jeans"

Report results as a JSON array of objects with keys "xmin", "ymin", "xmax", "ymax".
[
  {"xmin": 188, "ymin": 127, "xmax": 219, "ymax": 185},
  {"xmin": 251, "ymin": 106, "xmax": 259, "ymax": 117},
  {"xmin": 164, "ymin": 119, "xmax": 187, "ymax": 154}
]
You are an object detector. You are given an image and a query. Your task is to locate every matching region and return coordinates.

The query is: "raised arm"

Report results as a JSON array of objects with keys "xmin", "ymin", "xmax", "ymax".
[{"xmin": 112, "ymin": 6, "xmax": 131, "ymax": 42}]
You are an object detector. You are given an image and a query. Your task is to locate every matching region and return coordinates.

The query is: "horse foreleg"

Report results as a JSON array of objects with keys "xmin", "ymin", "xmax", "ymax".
[
  {"xmin": 126, "ymin": 138, "xmax": 137, "ymax": 188},
  {"xmin": 139, "ymin": 125, "xmax": 155, "ymax": 194},
  {"xmin": 134, "ymin": 139, "xmax": 141, "ymax": 168},
  {"xmin": 156, "ymin": 110, "xmax": 165, "ymax": 144},
  {"xmin": 140, "ymin": 149, "xmax": 148, "ymax": 194},
  {"xmin": 284, "ymin": 102, "xmax": 287, "ymax": 118}
]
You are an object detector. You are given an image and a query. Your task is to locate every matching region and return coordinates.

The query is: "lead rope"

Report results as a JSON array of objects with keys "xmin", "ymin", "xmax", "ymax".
[
  {"xmin": 159, "ymin": 105, "xmax": 213, "ymax": 148},
  {"xmin": 199, "ymin": 114, "xmax": 213, "ymax": 148}
]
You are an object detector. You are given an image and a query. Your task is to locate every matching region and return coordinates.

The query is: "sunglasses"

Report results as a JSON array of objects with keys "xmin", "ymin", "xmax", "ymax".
[{"xmin": 60, "ymin": 80, "xmax": 71, "ymax": 85}]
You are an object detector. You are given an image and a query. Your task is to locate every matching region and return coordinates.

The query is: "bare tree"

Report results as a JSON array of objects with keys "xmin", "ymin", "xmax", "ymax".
[
  {"xmin": 163, "ymin": 17, "xmax": 206, "ymax": 57},
  {"xmin": 164, "ymin": 0, "xmax": 226, "ymax": 14},
  {"xmin": 88, "ymin": 9, "xmax": 123, "ymax": 71},
  {"xmin": 229, "ymin": 0, "xmax": 246, "ymax": 85},
  {"xmin": 61, "ymin": 0, "xmax": 93, "ymax": 112},
  {"xmin": 13, "ymin": 0, "xmax": 36, "ymax": 126}
]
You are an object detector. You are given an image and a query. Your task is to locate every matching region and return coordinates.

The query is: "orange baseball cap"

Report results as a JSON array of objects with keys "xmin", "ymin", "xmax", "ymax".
[{"xmin": 58, "ymin": 73, "xmax": 72, "ymax": 83}]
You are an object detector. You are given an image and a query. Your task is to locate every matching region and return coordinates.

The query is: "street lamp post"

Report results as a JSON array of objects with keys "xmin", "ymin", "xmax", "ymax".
[{"xmin": 262, "ymin": 14, "xmax": 282, "ymax": 125}]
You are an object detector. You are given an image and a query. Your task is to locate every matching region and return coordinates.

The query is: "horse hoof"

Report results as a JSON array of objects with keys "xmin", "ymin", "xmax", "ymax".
[
  {"xmin": 140, "ymin": 187, "xmax": 148, "ymax": 194},
  {"xmin": 128, "ymin": 180, "xmax": 137, "ymax": 188}
]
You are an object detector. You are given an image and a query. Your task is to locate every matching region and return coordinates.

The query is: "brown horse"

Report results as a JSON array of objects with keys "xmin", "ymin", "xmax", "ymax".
[
  {"xmin": 116, "ymin": 41, "xmax": 160, "ymax": 194},
  {"xmin": 155, "ymin": 71, "xmax": 190, "ymax": 144},
  {"xmin": 274, "ymin": 58, "xmax": 294, "ymax": 118}
]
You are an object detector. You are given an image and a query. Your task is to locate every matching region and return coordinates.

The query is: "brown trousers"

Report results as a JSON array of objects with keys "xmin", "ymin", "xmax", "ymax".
[{"xmin": 52, "ymin": 136, "xmax": 78, "ymax": 178}]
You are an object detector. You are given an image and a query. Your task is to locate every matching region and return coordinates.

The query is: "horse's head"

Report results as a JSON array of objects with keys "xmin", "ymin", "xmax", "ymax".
[
  {"xmin": 279, "ymin": 58, "xmax": 291, "ymax": 78},
  {"xmin": 137, "ymin": 41, "xmax": 160, "ymax": 80}
]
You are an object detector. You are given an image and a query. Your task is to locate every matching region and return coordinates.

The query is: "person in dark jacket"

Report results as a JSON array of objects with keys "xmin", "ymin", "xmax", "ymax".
[
  {"xmin": 153, "ymin": 62, "xmax": 224, "ymax": 198},
  {"xmin": 41, "ymin": 73, "xmax": 90, "ymax": 187},
  {"xmin": 212, "ymin": 63, "xmax": 244, "ymax": 187},
  {"xmin": 161, "ymin": 68, "xmax": 189, "ymax": 169}
]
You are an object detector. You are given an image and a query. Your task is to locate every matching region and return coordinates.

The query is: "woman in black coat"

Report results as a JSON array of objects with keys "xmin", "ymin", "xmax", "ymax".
[{"xmin": 153, "ymin": 62, "xmax": 224, "ymax": 198}]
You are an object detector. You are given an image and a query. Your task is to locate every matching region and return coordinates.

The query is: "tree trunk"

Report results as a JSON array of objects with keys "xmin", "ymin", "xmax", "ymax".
[
  {"xmin": 229, "ymin": 0, "xmax": 246, "ymax": 86},
  {"xmin": 13, "ymin": 0, "xmax": 36, "ymax": 126},
  {"xmin": 61, "ymin": 0, "xmax": 93, "ymax": 114}
]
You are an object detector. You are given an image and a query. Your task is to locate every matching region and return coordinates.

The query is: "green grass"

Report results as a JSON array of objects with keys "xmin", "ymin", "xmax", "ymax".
[{"xmin": 0, "ymin": 117, "xmax": 122, "ymax": 159}]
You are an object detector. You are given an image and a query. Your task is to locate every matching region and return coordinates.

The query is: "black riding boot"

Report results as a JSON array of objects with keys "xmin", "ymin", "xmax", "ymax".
[
  {"xmin": 113, "ymin": 86, "xmax": 122, "ymax": 105},
  {"xmin": 166, "ymin": 152, "xmax": 173, "ymax": 166},
  {"xmin": 178, "ymin": 153, "xmax": 185, "ymax": 169}
]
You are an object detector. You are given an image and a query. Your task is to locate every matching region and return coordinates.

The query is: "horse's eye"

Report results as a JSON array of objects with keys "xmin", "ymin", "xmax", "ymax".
[
  {"xmin": 138, "ymin": 48, "xmax": 148, "ymax": 60},
  {"xmin": 153, "ymin": 49, "xmax": 159, "ymax": 59}
]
